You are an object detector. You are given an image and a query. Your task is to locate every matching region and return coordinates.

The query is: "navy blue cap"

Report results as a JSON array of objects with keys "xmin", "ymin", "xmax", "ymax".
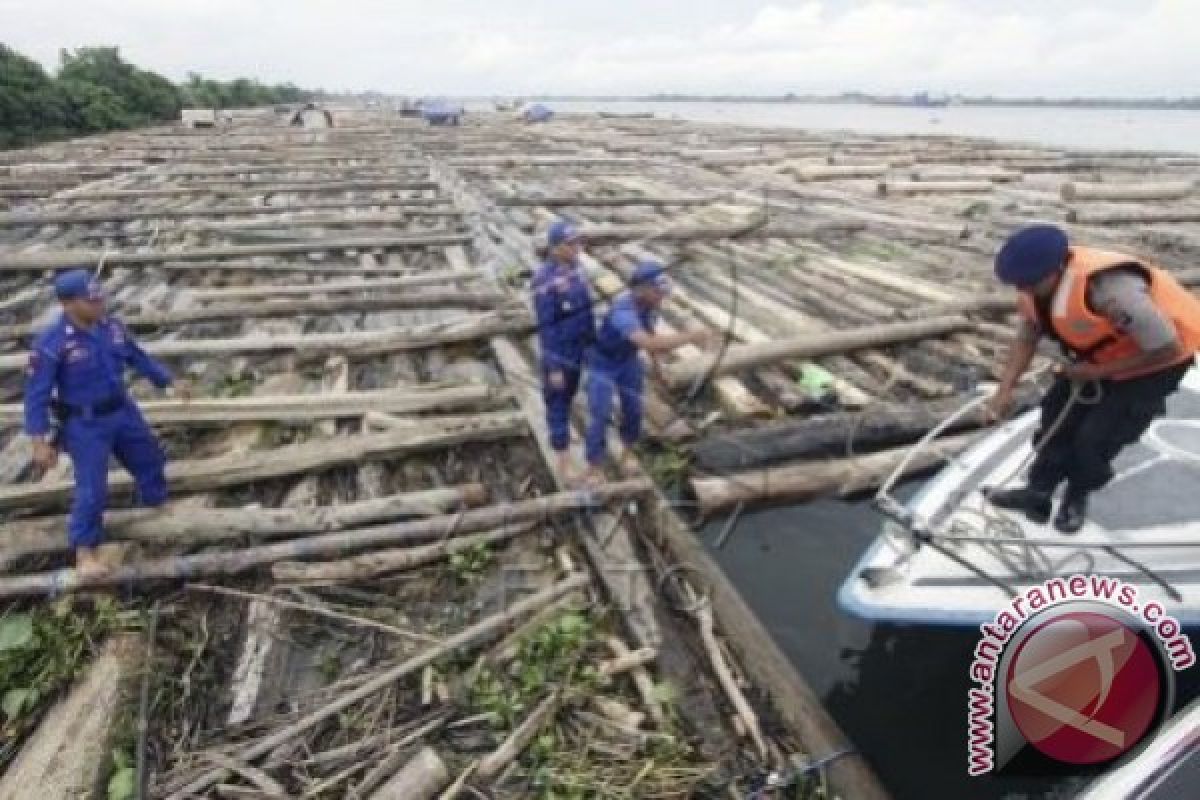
[
  {"xmin": 630, "ymin": 259, "xmax": 671, "ymax": 293},
  {"xmin": 54, "ymin": 268, "xmax": 103, "ymax": 301},
  {"xmin": 995, "ymin": 225, "xmax": 1069, "ymax": 287},
  {"xmin": 547, "ymin": 219, "xmax": 581, "ymax": 247}
]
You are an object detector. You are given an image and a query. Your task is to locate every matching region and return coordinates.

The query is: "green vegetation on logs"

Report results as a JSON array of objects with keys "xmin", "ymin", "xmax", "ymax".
[
  {"xmin": 0, "ymin": 598, "xmax": 120, "ymax": 770},
  {"xmin": 469, "ymin": 610, "xmax": 598, "ymax": 729},
  {"xmin": 0, "ymin": 43, "xmax": 321, "ymax": 149}
]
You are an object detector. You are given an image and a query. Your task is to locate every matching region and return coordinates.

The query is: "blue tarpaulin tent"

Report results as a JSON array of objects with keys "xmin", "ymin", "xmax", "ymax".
[{"xmin": 522, "ymin": 103, "xmax": 554, "ymax": 123}]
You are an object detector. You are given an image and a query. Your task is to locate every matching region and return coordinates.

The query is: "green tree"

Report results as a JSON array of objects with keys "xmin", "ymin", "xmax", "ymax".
[{"xmin": 0, "ymin": 45, "xmax": 66, "ymax": 147}]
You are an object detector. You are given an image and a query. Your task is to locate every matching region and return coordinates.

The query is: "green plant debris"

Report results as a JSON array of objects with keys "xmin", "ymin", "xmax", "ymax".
[
  {"xmin": 469, "ymin": 611, "xmax": 597, "ymax": 729},
  {"xmin": 106, "ymin": 748, "xmax": 136, "ymax": 800},
  {"xmin": 449, "ymin": 541, "xmax": 494, "ymax": 584},
  {"xmin": 212, "ymin": 371, "xmax": 256, "ymax": 398},
  {"xmin": 958, "ymin": 200, "xmax": 991, "ymax": 219},
  {"xmin": 0, "ymin": 598, "xmax": 120, "ymax": 769},
  {"xmin": 638, "ymin": 443, "xmax": 691, "ymax": 489}
]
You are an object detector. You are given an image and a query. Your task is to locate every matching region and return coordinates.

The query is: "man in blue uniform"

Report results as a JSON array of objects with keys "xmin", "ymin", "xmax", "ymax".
[
  {"xmin": 584, "ymin": 259, "xmax": 711, "ymax": 484},
  {"xmin": 532, "ymin": 219, "xmax": 595, "ymax": 478},
  {"xmin": 24, "ymin": 269, "xmax": 191, "ymax": 574}
]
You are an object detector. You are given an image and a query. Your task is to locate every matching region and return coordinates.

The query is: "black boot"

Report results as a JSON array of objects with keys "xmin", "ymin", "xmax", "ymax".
[
  {"xmin": 1054, "ymin": 489, "xmax": 1089, "ymax": 534},
  {"xmin": 985, "ymin": 486, "xmax": 1053, "ymax": 524}
]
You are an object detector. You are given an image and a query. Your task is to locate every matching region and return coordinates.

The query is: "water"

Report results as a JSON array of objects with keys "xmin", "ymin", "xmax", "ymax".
[
  {"xmin": 546, "ymin": 100, "xmax": 1200, "ymax": 155},
  {"xmin": 703, "ymin": 495, "xmax": 1200, "ymax": 800}
]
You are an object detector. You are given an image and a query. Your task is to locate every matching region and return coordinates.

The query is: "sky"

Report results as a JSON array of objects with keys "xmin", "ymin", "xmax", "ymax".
[{"xmin": 2, "ymin": 0, "xmax": 1198, "ymax": 97}]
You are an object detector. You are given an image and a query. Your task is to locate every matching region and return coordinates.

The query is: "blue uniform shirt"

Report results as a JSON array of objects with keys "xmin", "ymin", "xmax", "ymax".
[
  {"xmin": 24, "ymin": 314, "xmax": 173, "ymax": 436},
  {"xmin": 592, "ymin": 290, "xmax": 657, "ymax": 366},
  {"xmin": 532, "ymin": 259, "xmax": 595, "ymax": 371}
]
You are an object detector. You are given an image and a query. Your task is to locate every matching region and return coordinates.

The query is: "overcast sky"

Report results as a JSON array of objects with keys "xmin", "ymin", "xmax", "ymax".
[{"xmin": 2, "ymin": 0, "xmax": 1198, "ymax": 96}]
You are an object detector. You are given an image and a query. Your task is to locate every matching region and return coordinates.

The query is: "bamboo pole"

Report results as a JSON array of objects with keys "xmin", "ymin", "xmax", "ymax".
[
  {"xmin": 164, "ymin": 574, "xmax": 590, "ymax": 799},
  {"xmin": 663, "ymin": 316, "xmax": 972, "ymax": 389},
  {"xmin": 0, "ymin": 485, "xmax": 647, "ymax": 597}
]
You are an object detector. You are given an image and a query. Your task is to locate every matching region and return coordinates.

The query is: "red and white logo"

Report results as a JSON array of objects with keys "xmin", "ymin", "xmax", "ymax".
[{"xmin": 1005, "ymin": 610, "xmax": 1162, "ymax": 766}]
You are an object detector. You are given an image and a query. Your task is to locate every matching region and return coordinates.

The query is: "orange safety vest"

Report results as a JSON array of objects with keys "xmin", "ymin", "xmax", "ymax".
[{"xmin": 1016, "ymin": 246, "xmax": 1200, "ymax": 381}]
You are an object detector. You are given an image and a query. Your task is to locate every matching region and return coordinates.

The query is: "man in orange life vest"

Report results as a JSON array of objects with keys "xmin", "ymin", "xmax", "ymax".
[{"xmin": 986, "ymin": 225, "xmax": 1200, "ymax": 532}]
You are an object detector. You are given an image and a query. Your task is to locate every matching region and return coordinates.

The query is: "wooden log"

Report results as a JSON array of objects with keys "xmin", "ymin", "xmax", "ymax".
[
  {"xmin": 909, "ymin": 167, "xmax": 1022, "ymax": 183},
  {"xmin": 878, "ymin": 180, "xmax": 993, "ymax": 196},
  {"xmin": 1067, "ymin": 208, "xmax": 1200, "ymax": 225},
  {"xmin": 693, "ymin": 389, "xmax": 1039, "ymax": 472},
  {"xmin": 0, "ymin": 233, "xmax": 471, "ymax": 271},
  {"xmin": 476, "ymin": 694, "xmax": 560, "ymax": 782},
  {"xmin": 184, "ymin": 270, "xmax": 479, "ymax": 302},
  {"xmin": 494, "ymin": 193, "xmax": 716, "ymax": 207},
  {"xmin": 690, "ymin": 432, "xmax": 977, "ymax": 515},
  {"xmin": 1061, "ymin": 180, "xmax": 1195, "ymax": 202},
  {"xmin": 0, "ymin": 484, "xmax": 488, "ymax": 562},
  {"xmin": 0, "ymin": 412, "xmax": 526, "ymax": 512},
  {"xmin": 0, "ymin": 486, "xmax": 647, "ymax": 597},
  {"xmin": 165, "ymin": 575, "xmax": 590, "ymax": 799},
  {"xmin": 369, "ymin": 748, "xmax": 450, "ymax": 800},
  {"xmin": 0, "ymin": 386, "xmax": 505, "ymax": 426},
  {"xmin": 270, "ymin": 522, "xmax": 536, "ymax": 582},
  {"xmin": 580, "ymin": 220, "xmax": 860, "ymax": 244},
  {"xmin": 789, "ymin": 164, "xmax": 888, "ymax": 181},
  {"xmin": 73, "ymin": 178, "xmax": 438, "ymax": 200},
  {"xmin": 0, "ymin": 310, "xmax": 532, "ymax": 375},
  {"xmin": 663, "ymin": 316, "xmax": 972, "ymax": 389},
  {"xmin": 0, "ymin": 293, "xmax": 509, "ymax": 340},
  {"xmin": 0, "ymin": 198, "xmax": 451, "ymax": 227}
]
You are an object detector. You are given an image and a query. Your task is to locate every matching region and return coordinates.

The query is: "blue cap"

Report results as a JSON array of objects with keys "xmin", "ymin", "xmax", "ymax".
[
  {"xmin": 547, "ymin": 219, "xmax": 581, "ymax": 247},
  {"xmin": 995, "ymin": 225, "xmax": 1069, "ymax": 287},
  {"xmin": 54, "ymin": 268, "xmax": 103, "ymax": 301},
  {"xmin": 630, "ymin": 259, "xmax": 671, "ymax": 292}
]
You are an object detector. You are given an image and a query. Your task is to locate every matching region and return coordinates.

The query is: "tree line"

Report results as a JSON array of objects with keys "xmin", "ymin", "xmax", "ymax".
[{"xmin": 0, "ymin": 44, "xmax": 321, "ymax": 149}]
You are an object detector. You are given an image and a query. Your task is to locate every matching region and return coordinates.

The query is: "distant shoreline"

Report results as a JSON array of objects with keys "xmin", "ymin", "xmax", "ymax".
[{"xmin": 465, "ymin": 96, "xmax": 1200, "ymax": 112}]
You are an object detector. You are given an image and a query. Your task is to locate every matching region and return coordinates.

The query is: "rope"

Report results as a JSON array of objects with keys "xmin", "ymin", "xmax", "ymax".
[
  {"xmin": 742, "ymin": 748, "xmax": 857, "ymax": 798},
  {"xmin": 872, "ymin": 363, "xmax": 1109, "ymax": 591}
]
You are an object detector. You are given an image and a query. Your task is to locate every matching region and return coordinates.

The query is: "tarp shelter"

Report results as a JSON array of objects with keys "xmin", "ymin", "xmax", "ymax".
[{"xmin": 522, "ymin": 104, "xmax": 554, "ymax": 123}]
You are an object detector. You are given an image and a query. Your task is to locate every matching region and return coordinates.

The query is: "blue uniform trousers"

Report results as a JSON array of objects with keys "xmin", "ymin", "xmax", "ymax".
[
  {"xmin": 585, "ymin": 355, "xmax": 644, "ymax": 465},
  {"xmin": 542, "ymin": 364, "xmax": 582, "ymax": 451},
  {"xmin": 62, "ymin": 402, "xmax": 167, "ymax": 549}
]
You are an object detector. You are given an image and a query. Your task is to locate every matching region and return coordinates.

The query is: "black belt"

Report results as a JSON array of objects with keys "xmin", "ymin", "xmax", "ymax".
[{"xmin": 54, "ymin": 395, "xmax": 126, "ymax": 420}]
